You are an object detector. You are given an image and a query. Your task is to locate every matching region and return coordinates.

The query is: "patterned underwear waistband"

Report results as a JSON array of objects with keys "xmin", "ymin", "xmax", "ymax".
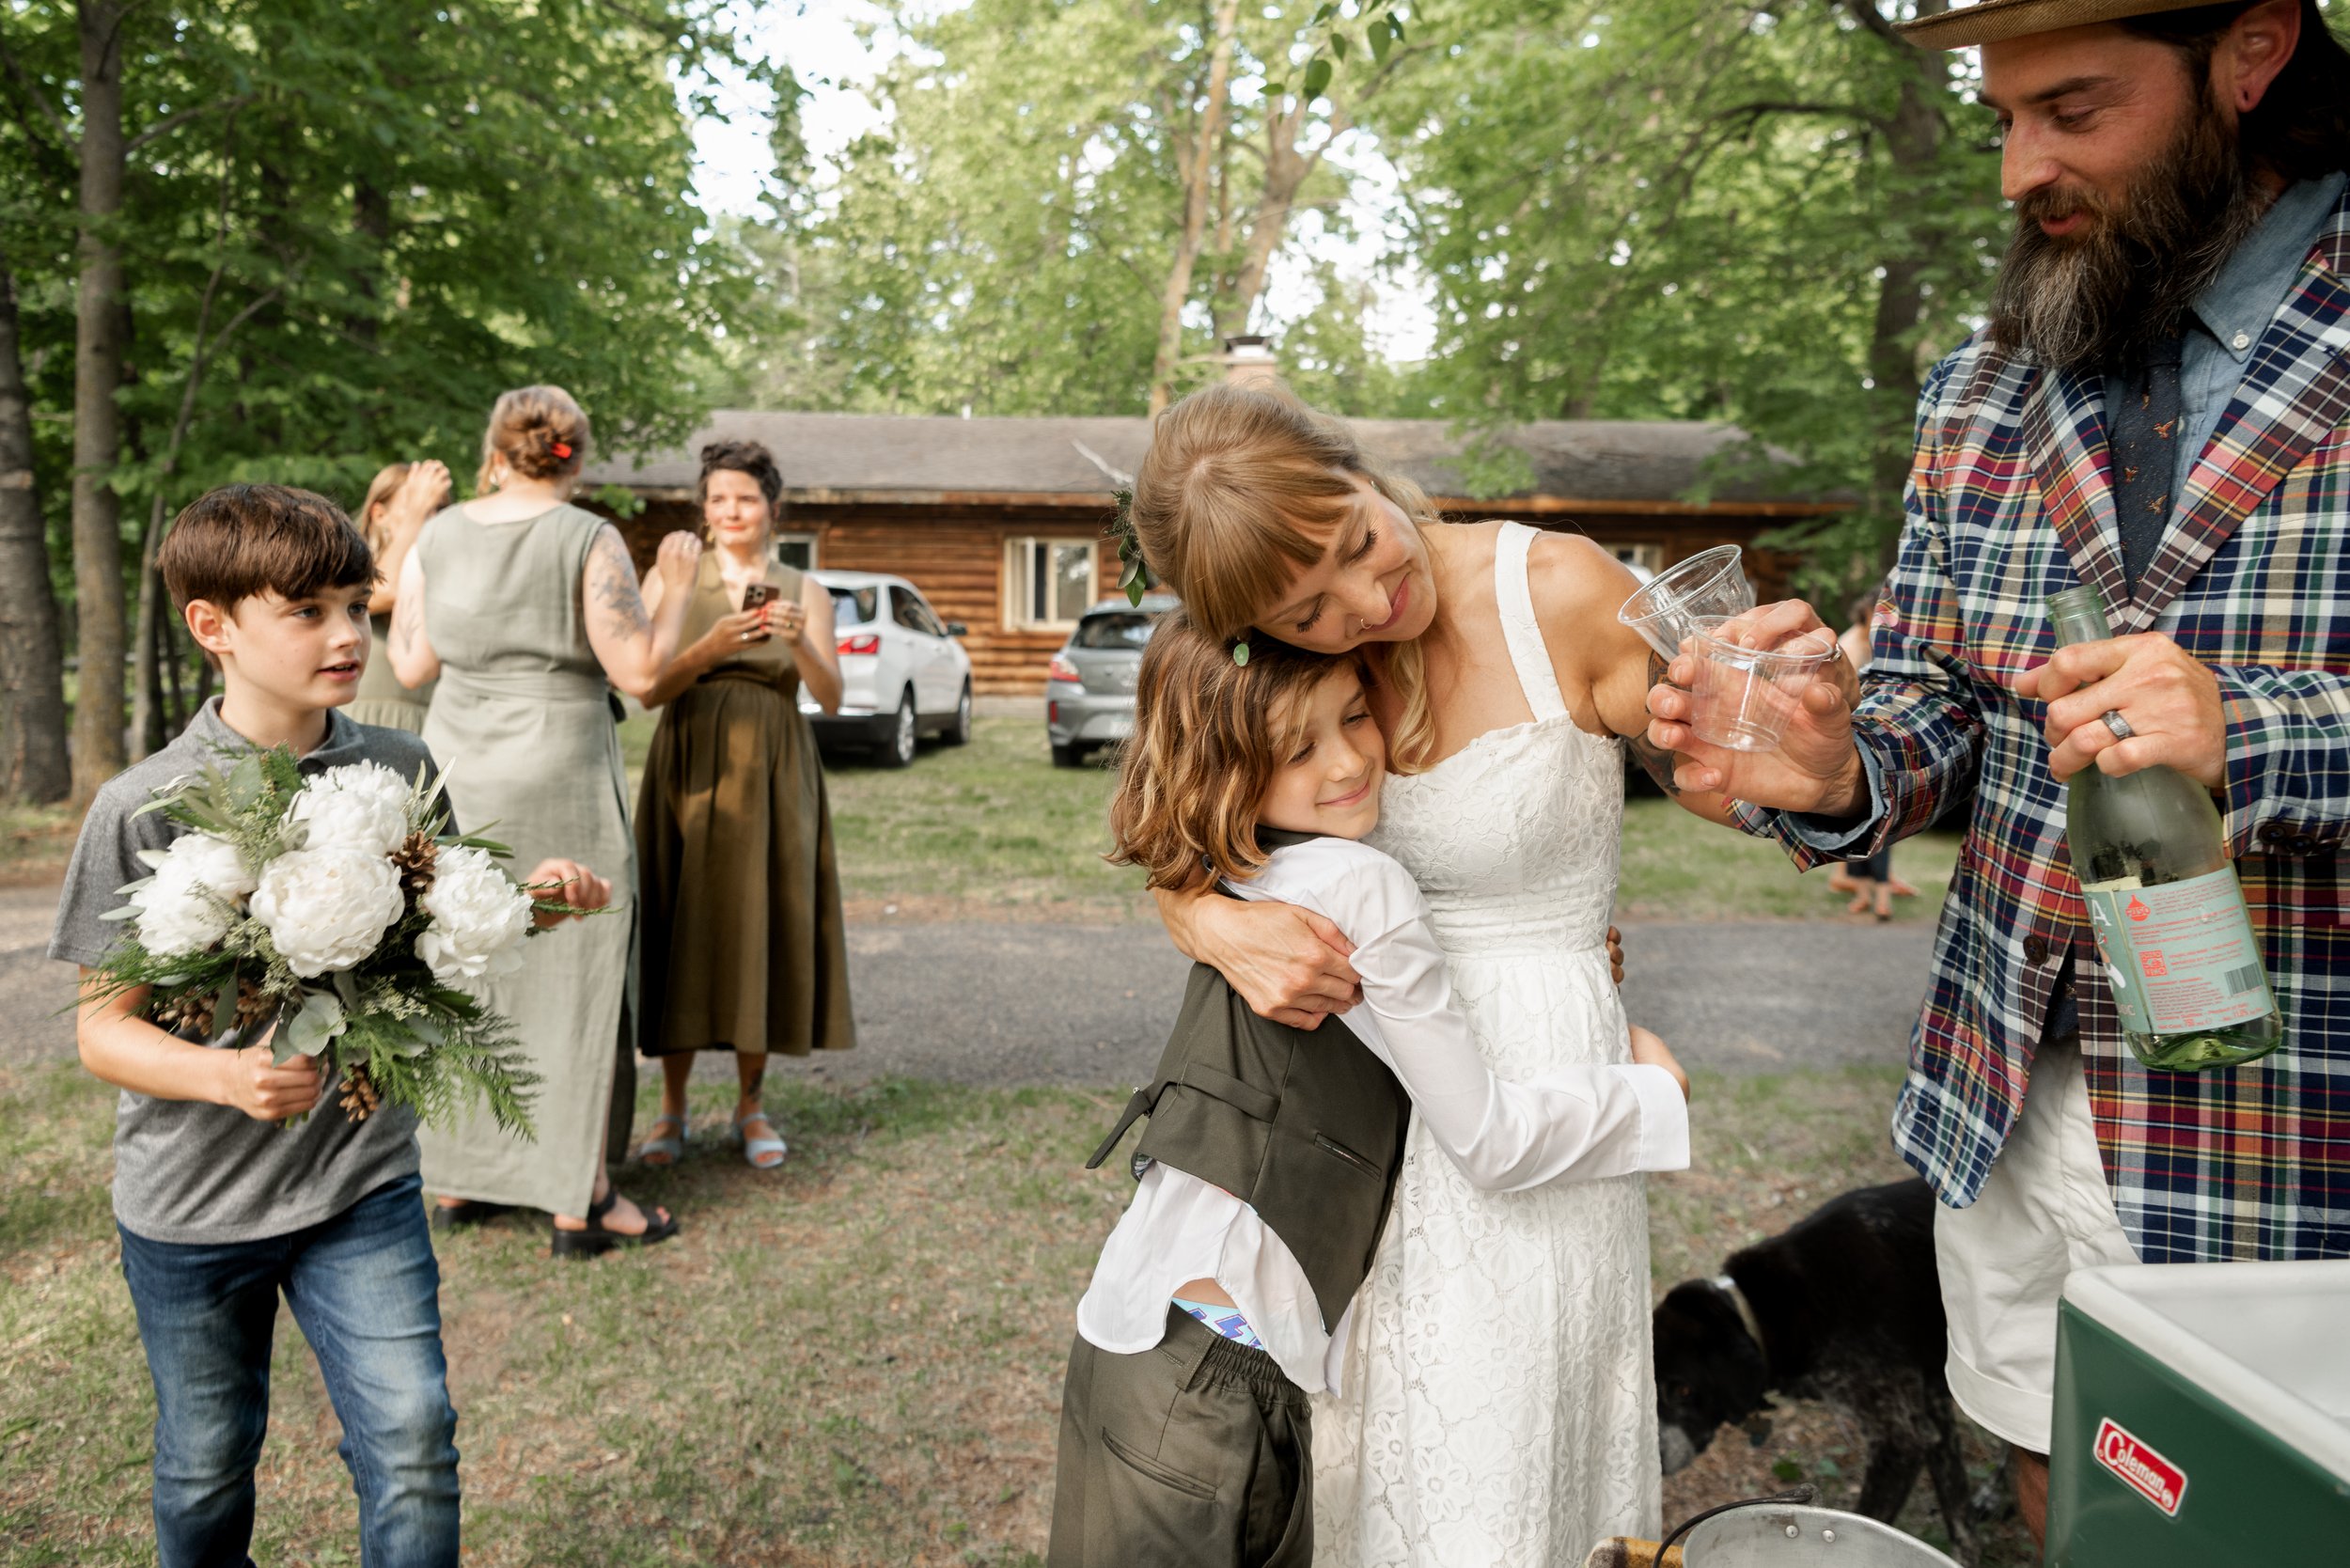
[{"xmin": 1172, "ymin": 1296, "xmax": 1266, "ymax": 1351}]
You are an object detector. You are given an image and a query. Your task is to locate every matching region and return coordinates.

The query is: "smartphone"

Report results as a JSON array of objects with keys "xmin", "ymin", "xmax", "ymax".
[{"xmin": 739, "ymin": 582, "xmax": 775, "ymax": 638}]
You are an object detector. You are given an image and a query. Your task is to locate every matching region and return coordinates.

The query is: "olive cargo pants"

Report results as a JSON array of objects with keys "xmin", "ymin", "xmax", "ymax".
[{"xmin": 1046, "ymin": 1307, "xmax": 1311, "ymax": 1568}]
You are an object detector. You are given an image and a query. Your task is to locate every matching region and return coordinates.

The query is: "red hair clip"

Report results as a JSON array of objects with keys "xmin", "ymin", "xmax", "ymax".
[{"xmin": 551, "ymin": 440, "xmax": 573, "ymax": 460}]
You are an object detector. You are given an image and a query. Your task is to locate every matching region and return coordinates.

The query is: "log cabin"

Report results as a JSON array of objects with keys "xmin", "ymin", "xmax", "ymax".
[{"xmin": 581, "ymin": 352, "xmax": 1848, "ymax": 696}]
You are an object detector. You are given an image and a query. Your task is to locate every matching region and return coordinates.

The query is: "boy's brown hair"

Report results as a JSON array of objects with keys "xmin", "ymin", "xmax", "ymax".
[
  {"xmin": 1107, "ymin": 609, "xmax": 1364, "ymax": 893},
  {"xmin": 159, "ymin": 483, "xmax": 375, "ymax": 617}
]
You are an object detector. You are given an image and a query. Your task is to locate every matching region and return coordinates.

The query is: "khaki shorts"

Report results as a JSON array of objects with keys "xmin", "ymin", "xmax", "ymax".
[
  {"xmin": 1933, "ymin": 1036, "xmax": 2138, "ymax": 1454},
  {"xmin": 1048, "ymin": 1308, "xmax": 1312, "ymax": 1568}
]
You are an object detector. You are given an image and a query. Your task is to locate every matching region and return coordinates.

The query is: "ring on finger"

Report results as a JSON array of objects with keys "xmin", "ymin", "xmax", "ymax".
[{"xmin": 2101, "ymin": 710, "xmax": 2134, "ymax": 742}]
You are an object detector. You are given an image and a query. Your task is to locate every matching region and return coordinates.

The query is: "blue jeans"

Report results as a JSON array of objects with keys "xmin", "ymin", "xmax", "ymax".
[{"xmin": 118, "ymin": 1174, "xmax": 461, "ymax": 1568}]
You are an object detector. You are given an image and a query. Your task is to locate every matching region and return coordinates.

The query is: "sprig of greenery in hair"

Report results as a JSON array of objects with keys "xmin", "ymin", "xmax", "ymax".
[{"xmin": 1108, "ymin": 485, "xmax": 1153, "ymax": 608}]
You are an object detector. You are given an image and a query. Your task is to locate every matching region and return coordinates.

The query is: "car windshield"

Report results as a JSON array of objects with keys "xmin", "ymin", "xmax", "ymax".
[
  {"xmin": 1072, "ymin": 611, "xmax": 1158, "ymax": 651},
  {"xmin": 827, "ymin": 586, "xmax": 879, "ymax": 627}
]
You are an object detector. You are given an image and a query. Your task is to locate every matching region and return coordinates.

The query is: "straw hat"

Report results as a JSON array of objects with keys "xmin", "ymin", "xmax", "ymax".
[{"xmin": 1901, "ymin": 0, "xmax": 2236, "ymax": 50}]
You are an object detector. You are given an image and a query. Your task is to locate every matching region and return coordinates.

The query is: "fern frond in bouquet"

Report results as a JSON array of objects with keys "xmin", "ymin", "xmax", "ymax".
[{"xmin": 86, "ymin": 745, "xmax": 592, "ymax": 1137}]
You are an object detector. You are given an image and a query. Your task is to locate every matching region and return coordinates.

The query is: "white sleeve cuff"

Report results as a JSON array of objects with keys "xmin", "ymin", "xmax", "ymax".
[{"xmin": 1617, "ymin": 1063, "xmax": 1691, "ymax": 1172}]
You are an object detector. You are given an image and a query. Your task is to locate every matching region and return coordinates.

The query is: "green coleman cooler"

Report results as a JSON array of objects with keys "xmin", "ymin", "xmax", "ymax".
[{"xmin": 2048, "ymin": 1259, "xmax": 2350, "ymax": 1565}]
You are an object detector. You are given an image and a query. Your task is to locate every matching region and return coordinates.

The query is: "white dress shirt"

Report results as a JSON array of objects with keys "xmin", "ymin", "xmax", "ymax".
[{"xmin": 1076, "ymin": 835, "xmax": 1690, "ymax": 1391}]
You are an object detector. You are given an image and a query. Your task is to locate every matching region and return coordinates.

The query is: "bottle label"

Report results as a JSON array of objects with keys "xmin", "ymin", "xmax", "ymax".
[{"xmin": 2079, "ymin": 867, "xmax": 2275, "ymax": 1035}]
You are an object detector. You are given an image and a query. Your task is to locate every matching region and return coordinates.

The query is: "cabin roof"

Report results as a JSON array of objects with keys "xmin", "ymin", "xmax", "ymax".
[{"xmin": 586, "ymin": 411, "xmax": 1836, "ymax": 512}]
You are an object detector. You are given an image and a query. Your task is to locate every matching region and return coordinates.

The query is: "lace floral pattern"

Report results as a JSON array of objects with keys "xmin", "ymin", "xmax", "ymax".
[{"xmin": 1312, "ymin": 524, "xmax": 1660, "ymax": 1565}]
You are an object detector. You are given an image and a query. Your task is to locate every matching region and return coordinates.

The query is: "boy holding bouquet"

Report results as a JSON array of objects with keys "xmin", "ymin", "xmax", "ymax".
[{"xmin": 48, "ymin": 484, "xmax": 609, "ymax": 1568}]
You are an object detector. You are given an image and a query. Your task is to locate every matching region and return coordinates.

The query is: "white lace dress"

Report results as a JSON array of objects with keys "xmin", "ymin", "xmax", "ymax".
[{"xmin": 1312, "ymin": 522, "xmax": 1661, "ymax": 1565}]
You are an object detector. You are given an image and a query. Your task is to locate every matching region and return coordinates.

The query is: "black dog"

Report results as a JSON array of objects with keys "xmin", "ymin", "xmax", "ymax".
[{"xmin": 1653, "ymin": 1178, "xmax": 1982, "ymax": 1560}]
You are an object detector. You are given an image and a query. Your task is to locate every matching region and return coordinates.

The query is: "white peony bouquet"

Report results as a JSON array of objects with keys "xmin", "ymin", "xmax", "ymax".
[{"xmin": 87, "ymin": 746, "xmax": 587, "ymax": 1135}]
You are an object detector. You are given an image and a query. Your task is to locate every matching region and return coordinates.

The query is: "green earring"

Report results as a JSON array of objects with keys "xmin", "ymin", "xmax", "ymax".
[{"xmin": 1232, "ymin": 640, "xmax": 1250, "ymax": 666}]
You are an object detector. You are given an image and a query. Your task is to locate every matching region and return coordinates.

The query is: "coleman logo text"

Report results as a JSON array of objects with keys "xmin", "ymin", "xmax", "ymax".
[{"xmin": 2093, "ymin": 1419, "xmax": 2187, "ymax": 1516}]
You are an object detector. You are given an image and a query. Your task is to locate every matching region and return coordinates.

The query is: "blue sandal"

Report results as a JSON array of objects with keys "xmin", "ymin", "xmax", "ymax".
[
  {"xmin": 637, "ymin": 1111, "xmax": 687, "ymax": 1168},
  {"xmin": 728, "ymin": 1109, "xmax": 787, "ymax": 1170}
]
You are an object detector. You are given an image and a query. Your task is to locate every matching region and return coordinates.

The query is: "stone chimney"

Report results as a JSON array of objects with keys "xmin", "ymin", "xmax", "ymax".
[{"xmin": 1220, "ymin": 335, "xmax": 1280, "ymax": 389}]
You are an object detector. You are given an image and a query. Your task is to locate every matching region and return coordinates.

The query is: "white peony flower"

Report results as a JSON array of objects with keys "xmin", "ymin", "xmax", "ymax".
[
  {"xmin": 415, "ymin": 845, "xmax": 534, "ymax": 987},
  {"xmin": 289, "ymin": 762, "xmax": 413, "ymax": 857},
  {"xmin": 249, "ymin": 846, "xmax": 406, "ymax": 978},
  {"xmin": 131, "ymin": 833, "xmax": 258, "ymax": 957}
]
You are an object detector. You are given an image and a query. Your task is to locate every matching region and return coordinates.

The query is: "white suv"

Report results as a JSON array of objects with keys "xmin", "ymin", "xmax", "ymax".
[{"xmin": 800, "ymin": 570, "xmax": 974, "ymax": 767}]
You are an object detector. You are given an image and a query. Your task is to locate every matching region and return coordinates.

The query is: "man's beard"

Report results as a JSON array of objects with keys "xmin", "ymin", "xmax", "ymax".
[{"xmin": 1987, "ymin": 80, "xmax": 2269, "ymax": 375}]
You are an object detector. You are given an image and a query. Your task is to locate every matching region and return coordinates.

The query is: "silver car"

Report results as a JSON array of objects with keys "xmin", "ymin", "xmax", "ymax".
[{"xmin": 1045, "ymin": 595, "xmax": 1179, "ymax": 766}]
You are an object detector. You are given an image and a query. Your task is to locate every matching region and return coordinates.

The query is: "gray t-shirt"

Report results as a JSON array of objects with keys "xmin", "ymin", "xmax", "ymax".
[{"xmin": 50, "ymin": 699, "xmax": 439, "ymax": 1244}]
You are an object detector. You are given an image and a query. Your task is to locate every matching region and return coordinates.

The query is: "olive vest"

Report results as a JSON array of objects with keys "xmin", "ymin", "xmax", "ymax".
[{"xmin": 1088, "ymin": 836, "xmax": 1413, "ymax": 1328}]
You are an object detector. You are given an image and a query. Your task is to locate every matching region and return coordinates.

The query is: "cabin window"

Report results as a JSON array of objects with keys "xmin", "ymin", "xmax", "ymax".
[
  {"xmin": 1611, "ymin": 542, "xmax": 1666, "ymax": 577},
  {"xmin": 1005, "ymin": 538, "xmax": 1097, "ymax": 630},
  {"xmin": 774, "ymin": 532, "xmax": 819, "ymax": 572}
]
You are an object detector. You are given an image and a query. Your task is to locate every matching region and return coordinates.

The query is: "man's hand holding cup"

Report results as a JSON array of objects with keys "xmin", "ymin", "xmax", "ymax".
[{"xmin": 1643, "ymin": 599, "xmax": 1870, "ymax": 815}]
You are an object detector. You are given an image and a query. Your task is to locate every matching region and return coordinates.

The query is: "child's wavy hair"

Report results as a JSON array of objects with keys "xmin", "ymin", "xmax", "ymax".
[
  {"xmin": 1126, "ymin": 380, "xmax": 1441, "ymax": 773},
  {"xmin": 1108, "ymin": 609, "xmax": 1366, "ymax": 893}
]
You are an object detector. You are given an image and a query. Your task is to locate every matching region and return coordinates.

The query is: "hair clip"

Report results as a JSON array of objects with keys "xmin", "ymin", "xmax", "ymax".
[{"xmin": 551, "ymin": 440, "xmax": 573, "ymax": 460}]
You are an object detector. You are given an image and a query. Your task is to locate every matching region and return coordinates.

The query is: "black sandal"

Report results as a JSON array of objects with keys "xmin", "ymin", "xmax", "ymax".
[{"xmin": 549, "ymin": 1189, "xmax": 681, "ymax": 1260}]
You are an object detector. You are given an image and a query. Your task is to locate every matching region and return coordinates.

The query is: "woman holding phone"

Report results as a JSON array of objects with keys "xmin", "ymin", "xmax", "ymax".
[{"xmin": 634, "ymin": 440, "xmax": 856, "ymax": 1169}]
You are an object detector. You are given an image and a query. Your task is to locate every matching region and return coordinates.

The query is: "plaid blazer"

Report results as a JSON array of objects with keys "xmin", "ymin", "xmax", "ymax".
[{"xmin": 1741, "ymin": 186, "xmax": 2350, "ymax": 1263}]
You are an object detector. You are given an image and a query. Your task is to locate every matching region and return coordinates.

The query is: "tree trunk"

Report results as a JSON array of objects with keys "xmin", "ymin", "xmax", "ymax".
[
  {"xmin": 70, "ymin": 0, "xmax": 132, "ymax": 800},
  {"xmin": 0, "ymin": 252, "xmax": 72, "ymax": 804},
  {"xmin": 1853, "ymin": 9, "xmax": 1948, "ymax": 621},
  {"xmin": 1220, "ymin": 97, "xmax": 1331, "ymax": 339},
  {"xmin": 1147, "ymin": 0, "xmax": 1241, "ymax": 416}
]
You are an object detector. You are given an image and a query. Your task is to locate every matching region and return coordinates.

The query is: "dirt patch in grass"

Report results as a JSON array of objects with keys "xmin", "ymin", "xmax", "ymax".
[{"xmin": 2, "ymin": 1062, "xmax": 2032, "ymax": 1566}]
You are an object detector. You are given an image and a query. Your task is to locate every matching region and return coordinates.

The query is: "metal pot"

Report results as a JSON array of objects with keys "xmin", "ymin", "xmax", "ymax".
[{"xmin": 1682, "ymin": 1501, "xmax": 1963, "ymax": 1567}]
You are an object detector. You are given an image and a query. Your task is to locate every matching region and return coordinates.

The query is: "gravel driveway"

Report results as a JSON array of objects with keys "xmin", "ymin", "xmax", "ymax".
[{"xmin": 0, "ymin": 885, "xmax": 1935, "ymax": 1085}]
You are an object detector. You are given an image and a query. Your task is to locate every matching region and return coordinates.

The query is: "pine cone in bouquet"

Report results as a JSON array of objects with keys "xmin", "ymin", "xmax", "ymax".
[
  {"xmin": 150, "ymin": 973, "xmax": 279, "ymax": 1041},
  {"xmin": 339, "ymin": 1063, "xmax": 384, "ymax": 1122},
  {"xmin": 390, "ymin": 830, "xmax": 439, "ymax": 898}
]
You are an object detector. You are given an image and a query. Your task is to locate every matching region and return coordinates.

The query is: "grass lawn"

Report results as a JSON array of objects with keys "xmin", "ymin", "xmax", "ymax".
[
  {"xmin": 0, "ymin": 1061, "xmax": 2030, "ymax": 1566},
  {"xmin": 0, "ymin": 803, "xmax": 82, "ymax": 888},
  {"xmin": 625, "ymin": 713, "xmax": 1963, "ymax": 925}
]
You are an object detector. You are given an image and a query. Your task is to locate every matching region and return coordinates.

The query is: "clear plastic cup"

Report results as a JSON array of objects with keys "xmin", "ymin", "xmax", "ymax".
[
  {"xmin": 1617, "ymin": 545, "xmax": 1757, "ymax": 661},
  {"xmin": 1688, "ymin": 627, "xmax": 1834, "ymax": 752}
]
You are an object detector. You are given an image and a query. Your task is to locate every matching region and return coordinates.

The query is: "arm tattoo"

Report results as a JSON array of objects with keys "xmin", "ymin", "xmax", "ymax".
[
  {"xmin": 588, "ymin": 527, "xmax": 651, "ymax": 638},
  {"xmin": 1624, "ymin": 650, "xmax": 1684, "ymax": 796}
]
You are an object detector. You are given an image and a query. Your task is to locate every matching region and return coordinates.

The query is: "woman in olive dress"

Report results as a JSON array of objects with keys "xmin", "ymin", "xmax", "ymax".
[
  {"xmin": 346, "ymin": 459, "xmax": 449, "ymax": 733},
  {"xmin": 391, "ymin": 384, "xmax": 702, "ymax": 1256},
  {"xmin": 634, "ymin": 440, "xmax": 855, "ymax": 1171}
]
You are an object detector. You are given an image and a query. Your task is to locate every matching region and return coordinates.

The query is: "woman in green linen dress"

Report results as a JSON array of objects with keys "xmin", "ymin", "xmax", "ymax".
[
  {"xmin": 634, "ymin": 440, "xmax": 856, "ymax": 1172},
  {"xmin": 390, "ymin": 384, "xmax": 703, "ymax": 1257},
  {"xmin": 346, "ymin": 459, "xmax": 449, "ymax": 733}
]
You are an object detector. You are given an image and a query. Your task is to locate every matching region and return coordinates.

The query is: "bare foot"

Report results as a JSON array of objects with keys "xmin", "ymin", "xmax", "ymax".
[
  {"xmin": 736, "ymin": 1110, "xmax": 786, "ymax": 1170},
  {"xmin": 553, "ymin": 1187, "xmax": 668, "ymax": 1236},
  {"xmin": 1847, "ymin": 892, "xmax": 1874, "ymax": 916}
]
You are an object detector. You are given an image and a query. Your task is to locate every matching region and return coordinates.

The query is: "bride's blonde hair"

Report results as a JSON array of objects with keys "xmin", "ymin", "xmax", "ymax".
[{"xmin": 1128, "ymin": 382, "xmax": 1440, "ymax": 773}]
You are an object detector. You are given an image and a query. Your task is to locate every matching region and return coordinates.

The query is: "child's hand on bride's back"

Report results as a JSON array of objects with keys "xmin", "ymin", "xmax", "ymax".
[{"xmin": 1629, "ymin": 1026, "xmax": 1689, "ymax": 1102}]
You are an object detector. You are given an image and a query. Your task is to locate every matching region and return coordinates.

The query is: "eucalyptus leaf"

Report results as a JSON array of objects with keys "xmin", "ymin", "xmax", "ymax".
[
  {"xmin": 282, "ymin": 991, "xmax": 347, "ymax": 1061},
  {"xmin": 207, "ymin": 965, "xmax": 241, "ymax": 1044}
]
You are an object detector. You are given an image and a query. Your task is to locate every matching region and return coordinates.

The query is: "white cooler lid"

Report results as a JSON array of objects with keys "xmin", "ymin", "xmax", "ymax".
[{"xmin": 2062, "ymin": 1259, "xmax": 2350, "ymax": 1483}]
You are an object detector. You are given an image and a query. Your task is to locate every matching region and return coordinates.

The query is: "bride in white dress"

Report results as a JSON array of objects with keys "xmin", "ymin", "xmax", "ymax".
[{"xmin": 1136, "ymin": 384, "xmax": 1768, "ymax": 1564}]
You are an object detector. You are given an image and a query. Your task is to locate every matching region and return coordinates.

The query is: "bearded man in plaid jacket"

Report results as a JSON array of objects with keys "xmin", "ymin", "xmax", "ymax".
[{"xmin": 1647, "ymin": 0, "xmax": 2350, "ymax": 1544}]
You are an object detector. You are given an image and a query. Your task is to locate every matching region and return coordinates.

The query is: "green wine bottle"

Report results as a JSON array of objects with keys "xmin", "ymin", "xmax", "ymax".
[{"xmin": 2048, "ymin": 586, "xmax": 2283, "ymax": 1070}]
